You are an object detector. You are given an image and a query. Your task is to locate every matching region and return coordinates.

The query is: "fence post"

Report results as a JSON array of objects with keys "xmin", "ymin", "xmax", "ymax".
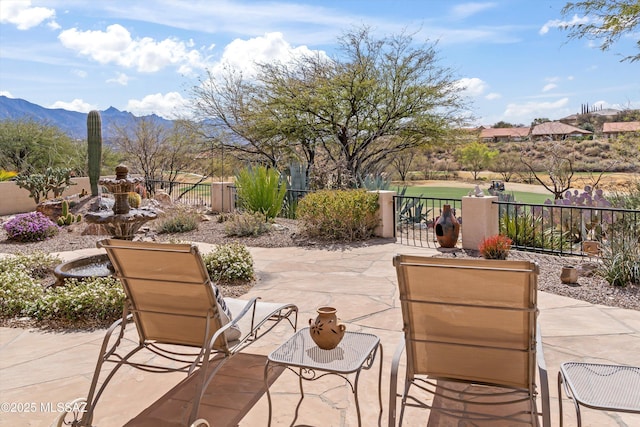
[
  {"xmin": 370, "ymin": 190, "xmax": 396, "ymax": 238},
  {"xmin": 461, "ymin": 195, "xmax": 498, "ymax": 251},
  {"xmin": 211, "ymin": 182, "xmax": 234, "ymax": 213}
]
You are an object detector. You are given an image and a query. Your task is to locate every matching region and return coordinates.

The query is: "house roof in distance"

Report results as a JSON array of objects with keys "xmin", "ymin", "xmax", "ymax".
[
  {"xmin": 479, "ymin": 127, "xmax": 530, "ymax": 138},
  {"xmin": 531, "ymin": 121, "xmax": 592, "ymax": 136},
  {"xmin": 602, "ymin": 121, "xmax": 640, "ymax": 133}
]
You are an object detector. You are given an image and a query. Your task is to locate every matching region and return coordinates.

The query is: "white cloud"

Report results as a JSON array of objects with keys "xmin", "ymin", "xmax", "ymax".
[
  {"xmin": 450, "ymin": 2, "xmax": 497, "ymax": 20},
  {"xmin": 211, "ymin": 32, "xmax": 327, "ymax": 78},
  {"xmin": 0, "ymin": 91, "xmax": 14, "ymax": 98},
  {"xmin": 485, "ymin": 92, "xmax": 501, "ymax": 100},
  {"xmin": 0, "ymin": 0, "xmax": 56, "ymax": 30},
  {"xmin": 107, "ymin": 72, "xmax": 130, "ymax": 86},
  {"xmin": 47, "ymin": 20, "xmax": 60, "ymax": 30},
  {"xmin": 125, "ymin": 92, "xmax": 189, "ymax": 119},
  {"xmin": 542, "ymin": 83, "xmax": 557, "ymax": 92},
  {"xmin": 503, "ymin": 98, "xmax": 570, "ymax": 121},
  {"xmin": 539, "ymin": 14, "xmax": 589, "ymax": 35},
  {"xmin": 50, "ymin": 99, "xmax": 96, "ymax": 113},
  {"xmin": 58, "ymin": 24, "xmax": 208, "ymax": 74},
  {"xmin": 95, "ymin": 1, "xmax": 353, "ymax": 46},
  {"xmin": 454, "ymin": 77, "xmax": 488, "ymax": 97},
  {"xmin": 567, "ymin": 75, "xmax": 575, "ymax": 80},
  {"xmin": 72, "ymin": 69, "xmax": 87, "ymax": 78}
]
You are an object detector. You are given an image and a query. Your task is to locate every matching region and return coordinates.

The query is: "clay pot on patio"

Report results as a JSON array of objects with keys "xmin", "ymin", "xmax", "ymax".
[
  {"xmin": 309, "ymin": 306, "xmax": 346, "ymax": 350},
  {"xmin": 560, "ymin": 266, "xmax": 579, "ymax": 284},
  {"xmin": 435, "ymin": 204, "xmax": 460, "ymax": 248}
]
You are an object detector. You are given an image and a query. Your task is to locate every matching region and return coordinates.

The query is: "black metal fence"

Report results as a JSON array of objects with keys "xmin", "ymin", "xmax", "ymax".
[
  {"xmin": 146, "ymin": 179, "xmax": 211, "ymax": 207},
  {"xmin": 393, "ymin": 195, "xmax": 462, "ymax": 247},
  {"xmin": 497, "ymin": 200, "xmax": 640, "ymax": 256},
  {"xmin": 392, "ymin": 195, "xmax": 640, "ymax": 255}
]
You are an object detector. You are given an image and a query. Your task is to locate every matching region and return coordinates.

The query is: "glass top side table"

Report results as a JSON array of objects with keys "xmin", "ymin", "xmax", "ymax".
[{"xmin": 264, "ymin": 327, "xmax": 383, "ymax": 426}]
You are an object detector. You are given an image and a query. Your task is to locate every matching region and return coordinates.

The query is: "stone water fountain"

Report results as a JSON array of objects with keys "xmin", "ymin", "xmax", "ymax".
[
  {"xmin": 84, "ymin": 164, "xmax": 157, "ymax": 240},
  {"xmin": 54, "ymin": 164, "xmax": 158, "ymax": 285}
]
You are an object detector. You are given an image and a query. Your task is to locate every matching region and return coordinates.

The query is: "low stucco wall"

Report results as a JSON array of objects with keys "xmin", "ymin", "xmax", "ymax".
[{"xmin": 0, "ymin": 177, "xmax": 91, "ymax": 216}]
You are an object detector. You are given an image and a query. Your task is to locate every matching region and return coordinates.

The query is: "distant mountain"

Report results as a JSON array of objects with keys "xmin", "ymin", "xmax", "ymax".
[{"xmin": 0, "ymin": 96, "xmax": 173, "ymax": 140}]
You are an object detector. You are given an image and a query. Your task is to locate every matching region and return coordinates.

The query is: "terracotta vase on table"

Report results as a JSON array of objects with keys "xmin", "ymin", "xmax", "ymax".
[{"xmin": 309, "ymin": 306, "xmax": 346, "ymax": 350}]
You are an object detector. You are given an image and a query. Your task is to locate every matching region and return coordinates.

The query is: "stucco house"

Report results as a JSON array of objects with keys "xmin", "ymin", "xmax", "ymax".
[
  {"xmin": 479, "ymin": 127, "xmax": 530, "ymax": 142},
  {"xmin": 530, "ymin": 122, "xmax": 592, "ymax": 141},
  {"xmin": 602, "ymin": 121, "xmax": 640, "ymax": 138}
]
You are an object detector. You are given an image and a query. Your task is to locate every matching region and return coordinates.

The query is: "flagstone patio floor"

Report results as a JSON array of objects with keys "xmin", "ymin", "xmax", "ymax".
[{"xmin": 1, "ymin": 242, "xmax": 639, "ymax": 426}]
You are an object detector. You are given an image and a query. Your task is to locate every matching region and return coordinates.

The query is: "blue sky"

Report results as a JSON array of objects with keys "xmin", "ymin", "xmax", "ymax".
[{"xmin": 1, "ymin": 0, "xmax": 638, "ymax": 126}]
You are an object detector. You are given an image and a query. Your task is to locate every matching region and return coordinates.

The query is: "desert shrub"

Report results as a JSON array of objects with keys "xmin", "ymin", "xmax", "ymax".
[
  {"xmin": 0, "ymin": 267, "xmax": 43, "ymax": 317},
  {"xmin": 202, "ymin": 243, "xmax": 254, "ymax": 283},
  {"xmin": 584, "ymin": 147, "xmax": 602, "ymax": 157},
  {"xmin": 499, "ymin": 210, "xmax": 568, "ymax": 250},
  {"xmin": 0, "ymin": 253, "xmax": 125, "ymax": 325},
  {"xmin": 216, "ymin": 212, "xmax": 234, "ymax": 223},
  {"xmin": 3, "ymin": 212, "xmax": 59, "ymax": 242},
  {"xmin": 479, "ymin": 234, "xmax": 512, "ymax": 260},
  {"xmin": 296, "ymin": 189, "xmax": 379, "ymax": 241},
  {"xmin": 599, "ymin": 223, "xmax": 640, "ymax": 287},
  {"xmin": 235, "ymin": 166, "xmax": 287, "ymax": 220},
  {"xmin": 0, "ymin": 253, "xmax": 63, "ymax": 317},
  {"xmin": 610, "ymin": 180, "xmax": 640, "ymax": 210},
  {"xmin": 156, "ymin": 206, "xmax": 199, "ymax": 233},
  {"xmin": 28, "ymin": 277, "xmax": 125, "ymax": 323},
  {"xmin": 224, "ymin": 212, "xmax": 270, "ymax": 237},
  {"xmin": 0, "ymin": 252, "xmax": 61, "ymax": 279}
]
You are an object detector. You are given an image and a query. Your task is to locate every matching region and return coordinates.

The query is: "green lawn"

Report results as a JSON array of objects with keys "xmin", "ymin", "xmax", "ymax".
[{"xmin": 392, "ymin": 185, "xmax": 551, "ymax": 204}]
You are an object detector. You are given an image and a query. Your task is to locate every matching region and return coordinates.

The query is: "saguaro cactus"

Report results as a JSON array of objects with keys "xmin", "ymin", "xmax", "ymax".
[{"xmin": 87, "ymin": 110, "xmax": 103, "ymax": 196}]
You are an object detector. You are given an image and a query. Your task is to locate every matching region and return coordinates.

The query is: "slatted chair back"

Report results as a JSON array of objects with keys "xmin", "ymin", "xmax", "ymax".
[
  {"xmin": 99, "ymin": 239, "xmax": 228, "ymax": 350},
  {"xmin": 393, "ymin": 255, "xmax": 539, "ymax": 392}
]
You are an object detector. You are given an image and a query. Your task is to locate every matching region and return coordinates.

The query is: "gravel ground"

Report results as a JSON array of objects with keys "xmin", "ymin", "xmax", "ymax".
[{"xmin": 1, "ymin": 213, "xmax": 639, "ymax": 311}]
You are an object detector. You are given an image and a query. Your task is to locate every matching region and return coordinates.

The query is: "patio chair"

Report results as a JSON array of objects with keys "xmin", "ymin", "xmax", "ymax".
[
  {"xmin": 56, "ymin": 239, "xmax": 298, "ymax": 427},
  {"xmin": 389, "ymin": 255, "xmax": 550, "ymax": 427}
]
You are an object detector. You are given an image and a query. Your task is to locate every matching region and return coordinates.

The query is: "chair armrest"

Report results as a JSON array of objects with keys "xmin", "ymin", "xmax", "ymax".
[
  {"xmin": 208, "ymin": 298, "xmax": 260, "ymax": 352},
  {"xmin": 389, "ymin": 338, "xmax": 406, "ymax": 427},
  {"xmin": 228, "ymin": 297, "xmax": 260, "ymax": 328},
  {"xmin": 536, "ymin": 325, "xmax": 551, "ymax": 427}
]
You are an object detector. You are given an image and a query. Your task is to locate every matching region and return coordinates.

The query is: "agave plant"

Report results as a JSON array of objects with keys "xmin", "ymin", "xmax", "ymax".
[{"xmin": 396, "ymin": 186, "xmax": 430, "ymax": 226}]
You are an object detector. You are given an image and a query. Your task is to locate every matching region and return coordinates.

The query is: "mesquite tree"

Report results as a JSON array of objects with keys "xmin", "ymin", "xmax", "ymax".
[{"xmin": 192, "ymin": 26, "xmax": 467, "ymax": 188}]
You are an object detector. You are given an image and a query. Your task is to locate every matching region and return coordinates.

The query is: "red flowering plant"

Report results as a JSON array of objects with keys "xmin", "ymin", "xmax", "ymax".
[{"xmin": 479, "ymin": 234, "xmax": 513, "ymax": 260}]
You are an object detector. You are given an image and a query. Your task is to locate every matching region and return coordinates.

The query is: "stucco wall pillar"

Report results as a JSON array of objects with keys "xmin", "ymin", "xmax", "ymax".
[
  {"xmin": 370, "ymin": 190, "xmax": 396, "ymax": 238},
  {"xmin": 461, "ymin": 195, "xmax": 499, "ymax": 251},
  {"xmin": 211, "ymin": 182, "xmax": 235, "ymax": 213}
]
